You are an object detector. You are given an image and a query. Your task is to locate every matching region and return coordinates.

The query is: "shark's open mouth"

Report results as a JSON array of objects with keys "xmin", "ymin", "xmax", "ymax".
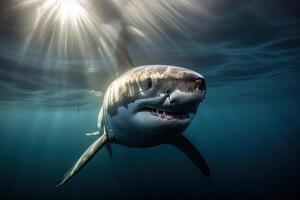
[{"xmin": 139, "ymin": 107, "xmax": 192, "ymax": 120}]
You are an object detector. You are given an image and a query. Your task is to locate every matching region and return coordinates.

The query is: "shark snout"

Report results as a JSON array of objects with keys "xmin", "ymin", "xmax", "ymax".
[
  {"xmin": 167, "ymin": 77, "xmax": 206, "ymax": 106},
  {"xmin": 166, "ymin": 89, "xmax": 203, "ymax": 109}
]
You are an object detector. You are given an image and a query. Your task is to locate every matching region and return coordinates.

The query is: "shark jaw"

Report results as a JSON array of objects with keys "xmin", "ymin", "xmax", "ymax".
[
  {"xmin": 138, "ymin": 106, "xmax": 195, "ymax": 121},
  {"xmin": 132, "ymin": 88, "xmax": 204, "ymax": 126}
]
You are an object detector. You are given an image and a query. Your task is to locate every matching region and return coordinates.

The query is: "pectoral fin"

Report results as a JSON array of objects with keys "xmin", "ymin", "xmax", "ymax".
[
  {"xmin": 56, "ymin": 132, "xmax": 109, "ymax": 187},
  {"xmin": 168, "ymin": 135, "xmax": 209, "ymax": 176}
]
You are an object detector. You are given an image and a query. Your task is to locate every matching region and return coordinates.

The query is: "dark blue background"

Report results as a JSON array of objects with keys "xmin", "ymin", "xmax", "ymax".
[{"xmin": 0, "ymin": 0, "xmax": 299, "ymax": 199}]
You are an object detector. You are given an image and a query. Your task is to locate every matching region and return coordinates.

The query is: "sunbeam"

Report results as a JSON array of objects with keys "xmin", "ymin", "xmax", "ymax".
[
  {"xmin": 14, "ymin": 0, "xmax": 204, "ymax": 74},
  {"xmin": 19, "ymin": 0, "xmax": 117, "ymax": 71}
]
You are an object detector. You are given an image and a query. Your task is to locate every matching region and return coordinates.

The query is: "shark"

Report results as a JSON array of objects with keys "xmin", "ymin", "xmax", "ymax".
[{"xmin": 56, "ymin": 64, "xmax": 209, "ymax": 187}]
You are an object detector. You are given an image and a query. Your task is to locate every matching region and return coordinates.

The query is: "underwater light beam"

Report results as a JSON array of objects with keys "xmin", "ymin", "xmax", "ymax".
[
  {"xmin": 17, "ymin": 0, "xmax": 203, "ymax": 74},
  {"xmin": 40, "ymin": 0, "xmax": 87, "ymax": 23},
  {"xmin": 20, "ymin": 0, "xmax": 116, "ymax": 68}
]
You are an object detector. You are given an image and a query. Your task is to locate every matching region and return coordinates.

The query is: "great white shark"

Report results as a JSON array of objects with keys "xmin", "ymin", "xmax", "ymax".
[{"xmin": 56, "ymin": 65, "xmax": 209, "ymax": 187}]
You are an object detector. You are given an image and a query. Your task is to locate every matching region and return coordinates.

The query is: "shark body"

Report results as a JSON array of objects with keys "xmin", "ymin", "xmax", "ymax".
[{"xmin": 57, "ymin": 65, "xmax": 209, "ymax": 187}]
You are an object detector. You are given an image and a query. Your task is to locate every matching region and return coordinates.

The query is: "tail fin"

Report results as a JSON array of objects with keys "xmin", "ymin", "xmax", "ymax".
[{"xmin": 56, "ymin": 132, "xmax": 109, "ymax": 187}]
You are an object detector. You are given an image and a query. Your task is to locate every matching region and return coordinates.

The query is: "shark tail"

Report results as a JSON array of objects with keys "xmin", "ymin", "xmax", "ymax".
[{"xmin": 56, "ymin": 131, "xmax": 109, "ymax": 187}]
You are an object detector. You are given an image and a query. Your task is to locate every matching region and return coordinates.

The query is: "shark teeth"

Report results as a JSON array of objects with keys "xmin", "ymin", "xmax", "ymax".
[{"xmin": 139, "ymin": 107, "xmax": 190, "ymax": 120}]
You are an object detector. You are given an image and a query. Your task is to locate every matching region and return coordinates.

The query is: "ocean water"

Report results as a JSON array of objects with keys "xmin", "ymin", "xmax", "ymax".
[{"xmin": 1, "ymin": 1, "xmax": 300, "ymax": 200}]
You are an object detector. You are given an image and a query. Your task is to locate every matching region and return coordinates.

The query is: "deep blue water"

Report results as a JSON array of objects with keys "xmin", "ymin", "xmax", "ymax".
[{"xmin": 1, "ymin": 1, "xmax": 300, "ymax": 199}]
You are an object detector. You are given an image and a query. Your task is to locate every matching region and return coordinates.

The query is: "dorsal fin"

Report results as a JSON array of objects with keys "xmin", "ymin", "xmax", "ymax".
[
  {"xmin": 56, "ymin": 131, "xmax": 109, "ymax": 187},
  {"xmin": 168, "ymin": 135, "xmax": 210, "ymax": 176},
  {"xmin": 115, "ymin": 28, "xmax": 133, "ymax": 75}
]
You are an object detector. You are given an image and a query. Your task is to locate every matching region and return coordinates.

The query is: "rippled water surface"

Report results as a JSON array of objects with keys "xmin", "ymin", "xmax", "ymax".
[{"xmin": 0, "ymin": 1, "xmax": 299, "ymax": 199}]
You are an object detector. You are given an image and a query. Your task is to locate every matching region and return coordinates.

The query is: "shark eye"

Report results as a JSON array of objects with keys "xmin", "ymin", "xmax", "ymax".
[{"xmin": 146, "ymin": 78, "xmax": 152, "ymax": 89}]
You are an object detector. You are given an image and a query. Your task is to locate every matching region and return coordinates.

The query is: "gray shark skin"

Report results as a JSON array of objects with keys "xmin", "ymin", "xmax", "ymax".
[{"xmin": 56, "ymin": 65, "xmax": 209, "ymax": 187}]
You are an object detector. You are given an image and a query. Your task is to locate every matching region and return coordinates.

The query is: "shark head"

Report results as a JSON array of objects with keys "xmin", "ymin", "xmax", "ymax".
[{"xmin": 101, "ymin": 65, "xmax": 206, "ymax": 147}]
